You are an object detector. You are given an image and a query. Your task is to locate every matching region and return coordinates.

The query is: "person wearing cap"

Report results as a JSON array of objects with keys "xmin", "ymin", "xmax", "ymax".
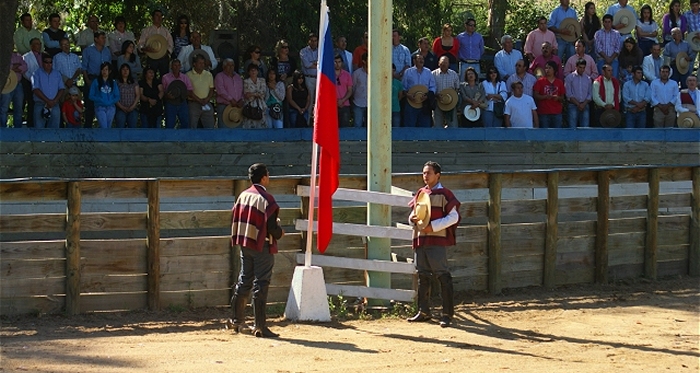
[
  {"xmin": 650, "ymin": 65, "xmax": 679, "ymax": 127},
  {"xmin": 14, "ymin": 13, "xmax": 43, "ymax": 55},
  {"xmin": 407, "ymin": 161, "xmax": 460, "ymax": 328},
  {"xmin": 595, "ymin": 14, "xmax": 621, "ymax": 79},
  {"xmin": 592, "ymin": 64, "xmax": 621, "ymax": 127},
  {"xmin": 412, "ymin": 37, "xmax": 438, "ymax": 71},
  {"xmin": 31, "ymin": 53, "xmax": 65, "ymax": 128},
  {"xmin": 548, "ymin": 0, "xmax": 578, "ymax": 63},
  {"xmin": 53, "ymin": 37, "xmax": 82, "ymax": 89},
  {"xmin": 494, "ymin": 35, "xmax": 522, "ymax": 82},
  {"xmin": 506, "ymin": 60, "xmax": 537, "ymax": 97},
  {"xmin": 606, "ymin": 0, "xmax": 638, "ymax": 43},
  {"xmin": 138, "ymin": 9, "xmax": 174, "ymax": 78},
  {"xmin": 533, "ymin": 60, "xmax": 566, "ymax": 128},
  {"xmin": 215, "ymin": 58, "xmax": 244, "ymax": 128},
  {"xmin": 82, "ymin": 31, "xmax": 112, "ymax": 128},
  {"xmin": 565, "ymin": 59, "xmax": 592, "ymax": 128},
  {"xmin": 76, "ymin": 15, "xmax": 104, "ymax": 51},
  {"xmin": 525, "ymin": 17, "xmax": 558, "ymax": 62},
  {"xmin": 1, "ymin": 51, "xmax": 28, "ymax": 127},
  {"xmin": 177, "ymin": 31, "xmax": 217, "ymax": 73},
  {"xmin": 564, "ymin": 39, "xmax": 598, "ymax": 79},
  {"xmin": 402, "ymin": 54, "xmax": 437, "ymax": 127},
  {"xmin": 664, "ymin": 27, "xmax": 695, "ymax": 88},
  {"xmin": 505, "ymin": 81, "xmax": 539, "ymax": 128},
  {"xmin": 42, "ymin": 13, "xmax": 68, "ymax": 57},
  {"xmin": 529, "ymin": 42, "xmax": 564, "ymax": 80},
  {"xmin": 622, "ymin": 66, "xmax": 651, "ymax": 128},
  {"xmin": 61, "ymin": 86, "xmax": 84, "ymax": 127},
  {"xmin": 432, "ymin": 56, "xmax": 460, "ymax": 128},
  {"xmin": 162, "ymin": 59, "xmax": 194, "ymax": 129},
  {"xmin": 108, "ymin": 16, "xmax": 135, "ymax": 64}
]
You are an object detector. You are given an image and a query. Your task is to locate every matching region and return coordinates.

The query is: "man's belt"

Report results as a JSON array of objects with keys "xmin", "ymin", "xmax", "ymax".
[
  {"xmin": 304, "ymin": 74, "xmax": 317, "ymax": 78},
  {"xmin": 460, "ymin": 59, "xmax": 479, "ymax": 64}
]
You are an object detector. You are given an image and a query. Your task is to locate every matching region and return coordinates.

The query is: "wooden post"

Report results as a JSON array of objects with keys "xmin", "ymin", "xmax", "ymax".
[
  {"xmin": 65, "ymin": 181, "xmax": 81, "ymax": 315},
  {"xmin": 544, "ymin": 172, "xmax": 559, "ymax": 288},
  {"xmin": 595, "ymin": 171, "xmax": 610, "ymax": 283},
  {"xmin": 690, "ymin": 167, "xmax": 700, "ymax": 276},
  {"xmin": 147, "ymin": 180, "xmax": 160, "ymax": 311},
  {"xmin": 488, "ymin": 173, "xmax": 502, "ymax": 294},
  {"xmin": 645, "ymin": 168, "xmax": 659, "ymax": 279}
]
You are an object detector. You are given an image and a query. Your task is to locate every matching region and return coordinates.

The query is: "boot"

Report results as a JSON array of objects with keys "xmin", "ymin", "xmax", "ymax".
[
  {"xmin": 229, "ymin": 293, "xmax": 250, "ymax": 334},
  {"xmin": 251, "ymin": 297, "xmax": 279, "ymax": 338},
  {"xmin": 438, "ymin": 273, "xmax": 454, "ymax": 327},
  {"xmin": 407, "ymin": 274, "xmax": 432, "ymax": 322}
]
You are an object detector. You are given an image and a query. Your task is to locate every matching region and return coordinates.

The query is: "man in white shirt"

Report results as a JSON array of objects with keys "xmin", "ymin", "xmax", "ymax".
[
  {"xmin": 432, "ymin": 56, "xmax": 460, "ymax": 128},
  {"xmin": 177, "ymin": 31, "xmax": 218, "ymax": 72},
  {"xmin": 75, "ymin": 15, "xmax": 103, "ymax": 51},
  {"xmin": 505, "ymin": 82, "xmax": 539, "ymax": 128},
  {"xmin": 493, "ymin": 35, "xmax": 523, "ymax": 81}
]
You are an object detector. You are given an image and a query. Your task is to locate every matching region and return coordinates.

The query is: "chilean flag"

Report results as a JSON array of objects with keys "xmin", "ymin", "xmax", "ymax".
[{"xmin": 313, "ymin": 0, "xmax": 339, "ymax": 254}]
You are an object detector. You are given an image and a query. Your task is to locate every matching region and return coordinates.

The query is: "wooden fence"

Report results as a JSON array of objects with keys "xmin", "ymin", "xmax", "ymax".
[{"xmin": 1, "ymin": 165, "xmax": 698, "ymax": 316}]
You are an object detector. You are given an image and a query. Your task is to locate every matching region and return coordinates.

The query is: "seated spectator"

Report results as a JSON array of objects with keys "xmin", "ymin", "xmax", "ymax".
[
  {"xmin": 138, "ymin": 66, "xmax": 164, "ymax": 128},
  {"xmin": 1, "ymin": 51, "xmax": 27, "ymax": 127},
  {"xmin": 352, "ymin": 53, "xmax": 369, "ymax": 127},
  {"xmin": 622, "ymin": 66, "xmax": 650, "ymax": 128},
  {"xmin": 494, "ymin": 35, "xmax": 522, "ymax": 81},
  {"xmin": 108, "ymin": 16, "xmax": 135, "ymax": 63},
  {"xmin": 76, "ymin": 15, "xmax": 103, "ymax": 51},
  {"xmin": 186, "ymin": 54, "xmax": 215, "ymax": 128},
  {"xmin": 42, "ymin": 13, "xmax": 68, "ymax": 56},
  {"xmin": 504, "ymin": 81, "xmax": 539, "ymax": 128},
  {"xmin": 506, "ymin": 60, "xmax": 537, "ymax": 96},
  {"xmin": 61, "ymin": 86, "xmax": 83, "ymax": 128},
  {"xmin": 266, "ymin": 69, "xmax": 286, "ymax": 129},
  {"xmin": 433, "ymin": 23, "xmax": 460, "ymax": 72},
  {"xmin": 89, "ymin": 62, "xmax": 120, "ymax": 128},
  {"xmin": 564, "ymin": 39, "xmax": 598, "ymax": 79},
  {"xmin": 286, "ymin": 70, "xmax": 310, "ymax": 128},
  {"xmin": 643, "ymin": 43, "xmax": 666, "ymax": 82},
  {"xmin": 214, "ymin": 58, "xmax": 244, "ymax": 127},
  {"xmin": 171, "ymin": 15, "xmax": 191, "ymax": 60},
  {"xmin": 242, "ymin": 62, "xmax": 268, "ymax": 129},
  {"xmin": 53, "ymin": 37, "xmax": 82, "ymax": 89},
  {"xmin": 650, "ymin": 65, "xmax": 679, "ymax": 127},
  {"xmin": 117, "ymin": 40, "xmax": 142, "ymax": 81},
  {"xmin": 243, "ymin": 45, "xmax": 268, "ymax": 78},
  {"xmin": 31, "ymin": 53, "xmax": 65, "ymax": 128},
  {"xmin": 529, "ymin": 42, "xmax": 563, "ymax": 79},
  {"xmin": 564, "ymin": 59, "xmax": 592, "ymax": 128},
  {"xmin": 533, "ymin": 60, "xmax": 566, "ymax": 128},
  {"xmin": 177, "ymin": 31, "xmax": 217, "ymax": 72},
  {"xmin": 115, "ymin": 64, "xmax": 140, "ymax": 128},
  {"xmin": 162, "ymin": 59, "xmax": 193, "ymax": 129}
]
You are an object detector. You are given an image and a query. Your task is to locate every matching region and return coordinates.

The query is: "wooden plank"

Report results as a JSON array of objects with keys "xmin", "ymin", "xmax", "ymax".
[
  {"xmin": 609, "ymin": 217, "xmax": 646, "ymax": 234},
  {"xmin": 596, "ymin": 171, "xmax": 610, "ymax": 283},
  {"xmin": 658, "ymin": 259, "xmax": 690, "ymax": 277},
  {"xmin": 660, "ymin": 193, "xmax": 691, "ymax": 209},
  {"xmin": 161, "ymin": 236, "xmax": 230, "ymax": 256},
  {"xmin": 161, "ymin": 210, "xmax": 231, "ymax": 230},
  {"xmin": 148, "ymin": 180, "xmax": 160, "ymax": 311},
  {"xmin": 325, "ymin": 284, "xmax": 415, "ymax": 302},
  {"xmin": 296, "ymin": 185, "xmax": 412, "ymax": 207},
  {"xmin": 544, "ymin": 172, "xmax": 558, "ymax": 288},
  {"xmin": 609, "ymin": 168, "xmax": 648, "ymax": 184},
  {"xmin": 79, "ymin": 292, "xmax": 147, "ymax": 312},
  {"xmin": 160, "ymin": 254, "xmax": 230, "ymax": 274},
  {"xmin": 645, "ymin": 168, "xmax": 659, "ymax": 279},
  {"xmin": 554, "ymin": 267, "xmax": 595, "ymax": 285},
  {"xmin": 658, "ymin": 244, "xmax": 689, "ymax": 261},
  {"xmin": 502, "ymin": 270, "xmax": 542, "ymax": 288},
  {"xmin": 559, "ymin": 197, "xmax": 597, "ymax": 214},
  {"xmin": 295, "ymin": 219, "xmax": 413, "ymax": 240},
  {"xmin": 294, "ymin": 253, "xmax": 415, "ymax": 274},
  {"xmin": 502, "ymin": 172, "xmax": 547, "ymax": 188},
  {"xmin": 0, "ymin": 258, "xmax": 65, "ymax": 279},
  {"xmin": 488, "ymin": 173, "xmax": 502, "ymax": 294},
  {"xmin": 559, "ymin": 220, "xmax": 596, "ymax": 236},
  {"xmin": 0, "ymin": 181, "xmax": 67, "ymax": 201},
  {"xmin": 160, "ymin": 289, "xmax": 230, "ymax": 308},
  {"xmin": 81, "ymin": 212, "xmax": 147, "ymax": 231},
  {"xmin": 81, "ymin": 255, "xmax": 148, "ymax": 274},
  {"xmin": 80, "ymin": 273, "xmax": 147, "ymax": 293},
  {"xmin": 559, "ymin": 170, "xmax": 598, "ymax": 186},
  {"xmin": 1, "ymin": 277, "xmax": 65, "ymax": 297},
  {"xmin": 0, "ymin": 295, "xmax": 65, "ymax": 315},
  {"xmin": 691, "ymin": 167, "xmax": 700, "ymax": 276},
  {"xmin": 658, "ymin": 167, "xmax": 693, "ymax": 182},
  {"xmin": 501, "ymin": 199, "xmax": 546, "ymax": 216},
  {"xmin": 80, "ymin": 180, "xmax": 148, "ymax": 199},
  {"xmin": 160, "ymin": 271, "xmax": 231, "ymax": 292},
  {"xmin": 610, "ymin": 195, "xmax": 647, "ymax": 211},
  {"xmin": 0, "ymin": 213, "xmax": 65, "ymax": 233},
  {"xmin": 65, "ymin": 181, "xmax": 80, "ymax": 315},
  {"xmin": 159, "ymin": 179, "xmax": 235, "ymax": 198},
  {"xmin": 81, "ymin": 239, "xmax": 146, "ymax": 257},
  {"xmin": 0, "ymin": 240, "xmax": 64, "ymax": 260}
]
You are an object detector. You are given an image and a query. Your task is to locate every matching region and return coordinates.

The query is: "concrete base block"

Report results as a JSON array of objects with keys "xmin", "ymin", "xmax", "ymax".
[{"xmin": 284, "ymin": 266, "xmax": 331, "ymax": 322}]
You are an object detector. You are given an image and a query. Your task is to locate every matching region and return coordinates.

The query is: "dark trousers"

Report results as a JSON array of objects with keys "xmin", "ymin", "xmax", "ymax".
[
  {"xmin": 148, "ymin": 55, "xmax": 170, "ymax": 79},
  {"xmin": 83, "ymin": 75, "xmax": 98, "ymax": 128},
  {"xmin": 414, "ymin": 245, "xmax": 454, "ymax": 318},
  {"xmin": 21, "ymin": 78, "xmax": 33, "ymax": 127},
  {"xmin": 233, "ymin": 245, "xmax": 275, "ymax": 300}
]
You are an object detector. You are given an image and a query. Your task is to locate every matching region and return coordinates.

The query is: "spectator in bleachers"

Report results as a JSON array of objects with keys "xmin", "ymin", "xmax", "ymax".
[
  {"xmin": 432, "ymin": 56, "xmax": 460, "ymax": 128},
  {"xmin": 636, "ymin": 4, "xmax": 659, "ymax": 56},
  {"xmin": 581, "ymin": 2, "xmax": 601, "ymax": 56},
  {"xmin": 525, "ymin": 17, "xmax": 558, "ymax": 61},
  {"xmin": 299, "ymin": 33, "xmax": 319, "ymax": 112},
  {"xmin": 392, "ymin": 29, "xmax": 412, "ymax": 79},
  {"xmin": 433, "ymin": 24, "xmax": 459, "ymax": 72},
  {"xmin": 618, "ymin": 37, "xmax": 644, "ymax": 85},
  {"xmin": 494, "ymin": 35, "xmax": 522, "ymax": 81},
  {"xmin": 334, "ymin": 36, "xmax": 353, "ymax": 75},
  {"xmin": 352, "ymin": 53, "xmax": 369, "ymax": 127},
  {"xmin": 89, "ymin": 62, "xmax": 119, "ymax": 129},
  {"xmin": 564, "ymin": 39, "xmax": 598, "ymax": 79},
  {"xmin": 592, "ymin": 64, "xmax": 621, "ymax": 126},
  {"xmin": 178, "ymin": 31, "xmax": 217, "ymax": 73},
  {"xmin": 171, "ymin": 15, "xmax": 191, "ymax": 60},
  {"xmin": 138, "ymin": 67, "xmax": 164, "ymax": 128},
  {"xmin": 215, "ymin": 58, "xmax": 244, "ymax": 127},
  {"xmin": 606, "ymin": 0, "xmax": 637, "ymax": 44},
  {"xmin": 243, "ymin": 45, "xmax": 268, "ymax": 78},
  {"xmin": 242, "ymin": 63, "xmax": 268, "ymax": 129},
  {"xmin": 662, "ymin": 0, "xmax": 686, "ymax": 46},
  {"xmin": 677, "ymin": 75, "xmax": 700, "ymax": 116},
  {"xmin": 286, "ymin": 70, "xmax": 310, "ymax": 128},
  {"xmin": 548, "ymin": 0, "xmax": 578, "ymax": 63},
  {"xmin": 352, "ymin": 32, "xmax": 368, "ymax": 72},
  {"xmin": 533, "ymin": 60, "xmax": 566, "ymax": 128},
  {"xmin": 643, "ymin": 43, "xmax": 665, "ymax": 82},
  {"xmin": 402, "ymin": 54, "xmax": 436, "ymax": 127},
  {"xmin": 412, "ymin": 37, "xmax": 438, "ymax": 71},
  {"xmin": 685, "ymin": 0, "xmax": 700, "ymax": 34},
  {"xmin": 32, "ymin": 53, "xmax": 65, "ymax": 128},
  {"xmin": 42, "ymin": 13, "xmax": 68, "ymax": 57},
  {"xmin": 504, "ymin": 81, "xmax": 539, "ymax": 128},
  {"xmin": 622, "ymin": 66, "xmax": 651, "ymax": 128},
  {"xmin": 61, "ymin": 86, "xmax": 83, "ymax": 128},
  {"xmin": 53, "ymin": 38, "xmax": 82, "ymax": 90},
  {"xmin": 269, "ymin": 39, "xmax": 297, "ymax": 85},
  {"xmin": 391, "ymin": 64, "xmax": 404, "ymax": 127},
  {"xmin": 82, "ymin": 31, "xmax": 112, "ymax": 128},
  {"xmin": 186, "ymin": 54, "xmax": 215, "ymax": 128},
  {"xmin": 162, "ymin": 59, "xmax": 193, "ymax": 129},
  {"xmin": 664, "ymin": 27, "xmax": 695, "ymax": 88},
  {"xmin": 564, "ymin": 58, "xmax": 592, "ymax": 128},
  {"xmin": 76, "ymin": 15, "xmax": 103, "ymax": 51},
  {"xmin": 265, "ymin": 69, "xmax": 285, "ymax": 129},
  {"xmin": 108, "ymin": 16, "xmax": 135, "ymax": 64},
  {"xmin": 481, "ymin": 66, "xmax": 507, "ymax": 128},
  {"xmin": 595, "ymin": 14, "xmax": 621, "ymax": 78},
  {"xmin": 506, "ymin": 59, "xmax": 537, "ymax": 97},
  {"xmin": 458, "ymin": 67, "xmax": 486, "ymax": 127},
  {"xmin": 456, "ymin": 18, "xmax": 485, "ymax": 79},
  {"xmin": 22, "ymin": 38, "xmax": 43, "ymax": 127},
  {"xmin": 529, "ymin": 42, "xmax": 563, "ymax": 79},
  {"xmin": 115, "ymin": 64, "xmax": 140, "ymax": 128},
  {"xmin": 138, "ymin": 9, "xmax": 174, "ymax": 78},
  {"xmin": 116, "ymin": 40, "xmax": 142, "ymax": 81},
  {"xmin": 1, "ymin": 51, "xmax": 27, "ymax": 127},
  {"xmin": 650, "ymin": 65, "xmax": 679, "ymax": 127},
  {"xmin": 14, "ymin": 13, "xmax": 42, "ymax": 55},
  {"xmin": 334, "ymin": 54, "xmax": 353, "ymax": 128}
]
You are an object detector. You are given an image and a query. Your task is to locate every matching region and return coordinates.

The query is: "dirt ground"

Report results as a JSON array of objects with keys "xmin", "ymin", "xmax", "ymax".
[{"xmin": 1, "ymin": 277, "xmax": 698, "ymax": 373}]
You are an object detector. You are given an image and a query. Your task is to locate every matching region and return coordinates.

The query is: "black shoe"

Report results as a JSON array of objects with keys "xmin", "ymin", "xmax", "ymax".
[
  {"xmin": 439, "ymin": 316, "xmax": 451, "ymax": 328},
  {"xmin": 407, "ymin": 311, "xmax": 431, "ymax": 322},
  {"xmin": 252, "ymin": 326, "xmax": 279, "ymax": 338}
]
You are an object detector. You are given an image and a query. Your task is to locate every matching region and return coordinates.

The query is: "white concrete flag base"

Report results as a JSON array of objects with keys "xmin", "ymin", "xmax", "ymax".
[{"xmin": 284, "ymin": 266, "xmax": 331, "ymax": 322}]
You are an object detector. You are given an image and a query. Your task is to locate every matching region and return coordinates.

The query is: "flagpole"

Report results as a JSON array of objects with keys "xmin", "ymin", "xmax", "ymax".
[{"xmin": 305, "ymin": 142, "xmax": 320, "ymax": 267}]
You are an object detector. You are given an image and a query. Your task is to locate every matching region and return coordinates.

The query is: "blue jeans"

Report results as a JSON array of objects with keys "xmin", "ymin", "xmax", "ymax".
[
  {"xmin": 403, "ymin": 104, "xmax": 431, "ymax": 127},
  {"xmin": 288, "ymin": 109, "xmax": 309, "ymax": 128},
  {"xmin": 115, "ymin": 108, "xmax": 138, "ymax": 128},
  {"xmin": 267, "ymin": 109, "xmax": 283, "ymax": 129},
  {"xmin": 392, "ymin": 112, "xmax": 401, "ymax": 127},
  {"xmin": 540, "ymin": 114, "xmax": 563, "ymax": 128},
  {"xmin": 0, "ymin": 83, "xmax": 24, "ymax": 127},
  {"xmin": 353, "ymin": 104, "xmax": 367, "ymax": 127},
  {"xmin": 482, "ymin": 110, "xmax": 503, "ymax": 128},
  {"xmin": 140, "ymin": 114, "xmax": 162, "ymax": 128},
  {"xmin": 165, "ymin": 102, "xmax": 189, "ymax": 129},
  {"xmin": 596, "ymin": 59, "xmax": 619, "ymax": 79},
  {"xmin": 625, "ymin": 110, "xmax": 647, "ymax": 128},
  {"xmin": 95, "ymin": 105, "xmax": 116, "ymax": 128},
  {"xmin": 33, "ymin": 103, "xmax": 61, "ymax": 128},
  {"xmin": 567, "ymin": 103, "xmax": 590, "ymax": 128},
  {"xmin": 338, "ymin": 105, "xmax": 351, "ymax": 127},
  {"xmin": 672, "ymin": 65, "xmax": 690, "ymax": 89},
  {"xmin": 557, "ymin": 38, "xmax": 576, "ymax": 64}
]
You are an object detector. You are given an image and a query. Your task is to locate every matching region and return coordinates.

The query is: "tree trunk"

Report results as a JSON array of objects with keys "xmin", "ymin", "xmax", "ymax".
[
  {"xmin": 0, "ymin": 0, "xmax": 19, "ymax": 88},
  {"xmin": 486, "ymin": 0, "xmax": 507, "ymax": 50}
]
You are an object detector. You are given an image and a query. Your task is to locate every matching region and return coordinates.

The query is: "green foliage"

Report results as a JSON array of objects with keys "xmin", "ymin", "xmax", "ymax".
[{"xmin": 327, "ymin": 294, "xmax": 351, "ymax": 319}]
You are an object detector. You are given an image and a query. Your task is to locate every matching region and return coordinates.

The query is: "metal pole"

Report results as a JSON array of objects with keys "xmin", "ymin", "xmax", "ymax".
[{"xmin": 305, "ymin": 142, "xmax": 320, "ymax": 267}]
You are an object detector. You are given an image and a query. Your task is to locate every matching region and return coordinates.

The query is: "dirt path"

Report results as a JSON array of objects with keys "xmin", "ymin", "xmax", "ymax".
[{"xmin": 1, "ymin": 277, "xmax": 698, "ymax": 373}]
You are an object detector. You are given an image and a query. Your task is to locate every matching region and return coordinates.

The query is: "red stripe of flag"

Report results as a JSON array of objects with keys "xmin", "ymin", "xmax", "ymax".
[{"xmin": 313, "ymin": 1, "xmax": 339, "ymax": 254}]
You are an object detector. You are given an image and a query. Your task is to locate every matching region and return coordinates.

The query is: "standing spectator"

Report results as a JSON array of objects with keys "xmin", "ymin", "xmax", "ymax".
[
  {"xmin": 178, "ymin": 32, "xmax": 217, "ymax": 72},
  {"xmin": 412, "ymin": 37, "xmax": 438, "ymax": 71},
  {"xmin": 548, "ymin": 0, "xmax": 578, "ymax": 63},
  {"xmin": 533, "ymin": 61, "xmax": 566, "ymax": 128},
  {"xmin": 433, "ymin": 23, "xmax": 460, "ymax": 72},
  {"xmin": 432, "ymin": 56, "xmax": 460, "ymax": 128},
  {"xmin": 592, "ymin": 64, "xmax": 621, "ymax": 127},
  {"xmin": 459, "ymin": 67, "xmax": 486, "ymax": 127},
  {"xmin": 334, "ymin": 36, "xmax": 353, "ymax": 75},
  {"xmin": 622, "ymin": 66, "xmax": 651, "ymax": 128},
  {"xmin": 606, "ymin": 0, "xmax": 638, "ymax": 43},
  {"xmin": 171, "ymin": 15, "xmax": 191, "ymax": 60},
  {"xmin": 82, "ymin": 31, "xmax": 112, "ymax": 128},
  {"xmin": 108, "ymin": 16, "xmax": 135, "ymax": 64},
  {"xmin": 76, "ymin": 15, "xmax": 103, "ymax": 51},
  {"xmin": 53, "ymin": 38, "xmax": 82, "ymax": 89},
  {"xmin": 402, "ymin": 54, "xmax": 436, "ymax": 127},
  {"xmin": 618, "ymin": 37, "xmax": 644, "ymax": 85},
  {"xmin": 61, "ymin": 86, "xmax": 83, "ymax": 128},
  {"xmin": 115, "ymin": 64, "xmax": 140, "ymax": 128},
  {"xmin": 643, "ymin": 43, "xmax": 665, "ymax": 82},
  {"xmin": 392, "ymin": 29, "xmax": 412, "ymax": 79},
  {"xmin": 89, "ymin": 62, "xmax": 120, "ymax": 129},
  {"xmin": 506, "ymin": 60, "xmax": 537, "ymax": 96},
  {"xmin": 138, "ymin": 9, "xmax": 174, "ymax": 78},
  {"xmin": 14, "ymin": 13, "xmax": 43, "ymax": 55},
  {"xmin": 650, "ymin": 65, "xmax": 680, "ymax": 127},
  {"xmin": 242, "ymin": 63, "xmax": 268, "ymax": 129},
  {"xmin": 42, "ymin": 13, "xmax": 68, "ymax": 57},
  {"xmin": 662, "ymin": 0, "xmax": 687, "ymax": 46},
  {"xmin": 595, "ymin": 14, "xmax": 621, "ymax": 78},
  {"xmin": 686, "ymin": 0, "xmax": 700, "ymax": 34},
  {"xmin": 481, "ymin": 66, "xmax": 507, "ymax": 128},
  {"xmin": 299, "ymin": 33, "xmax": 319, "ymax": 113},
  {"xmin": 564, "ymin": 59, "xmax": 592, "ymax": 128},
  {"xmin": 636, "ymin": 5, "xmax": 659, "ymax": 56},
  {"xmin": 1, "ymin": 52, "xmax": 27, "ymax": 127},
  {"xmin": 242, "ymin": 45, "xmax": 268, "ymax": 78},
  {"xmin": 352, "ymin": 53, "xmax": 370, "ymax": 128},
  {"xmin": 456, "ymin": 18, "xmax": 485, "ymax": 79},
  {"xmin": 265, "ymin": 69, "xmax": 285, "ymax": 129},
  {"xmin": 564, "ymin": 39, "xmax": 598, "ymax": 79},
  {"xmin": 334, "ymin": 54, "xmax": 352, "ymax": 128},
  {"xmin": 186, "ymin": 54, "xmax": 215, "ymax": 128},
  {"xmin": 215, "ymin": 59, "xmax": 244, "ymax": 127},
  {"xmin": 117, "ymin": 40, "xmax": 142, "ymax": 81},
  {"xmin": 504, "ymin": 82, "xmax": 539, "ymax": 128},
  {"xmin": 286, "ymin": 70, "xmax": 310, "ymax": 128},
  {"xmin": 664, "ymin": 27, "xmax": 695, "ymax": 88},
  {"xmin": 352, "ymin": 32, "xmax": 368, "ymax": 72},
  {"xmin": 529, "ymin": 42, "xmax": 564, "ymax": 79},
  {"xmin": 162, "ymin": 59, "xmax": 193, "ymax": 129},
  {"xmin": 391, "ymin": 64, "xmax": 404, "ymax": 127},
  {"xmin": 676, "ymin": 75, "xmax": 700, "ymax": 116},
  {"xmin": 270, "ymin": 39, "xmax": 297, "ymax": 85},
  {"xmin": 525, "ymin": 17, "xmax": 558, "ymax": 61},
  {"xmin": 581, "ymin": 2, "xmax": 601, "ymax": 56},
  {"xmin": 22, "ymin": 38, "xmax": 43, "ymax": 128},
  {"xmin": 138, "ymin": 66, "xmax": 164, "ymax": 128},
  {"xmin": 32, "ymin": 53, "xmax": 65, "ymax": 128},
  {"xmin": 494, "ymin": 35, "xmax": 523, "ymax": 81}
]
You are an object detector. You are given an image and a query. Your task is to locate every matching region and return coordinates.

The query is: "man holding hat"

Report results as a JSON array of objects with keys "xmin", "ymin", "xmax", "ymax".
[
  {"xmin": 548, "ymin": 0, "xmax": 578, "ymax": 63},
  {"xmin": 138, "ymin": 9, "xmax": 174, "ymax": 78},
  {"xmin": 407, "ymin": 161, "xmax": 460, "ymax": 328},
  {"xmin": 675, "ymin": 75, "xmax": 700, "ymax": 127},
  {"xmin": 402, "ymin": 54, "xmax": 436, "ymax": 127},
  {"xmin": 663, "ymin": 27, "xmax": 695, "ymax": 89},
  {"xmin": 178, "ymin": 31, "xmax": 217, "ymax": 73},
  {"xmin": 606, "ymin": 0, "xmax": 637, "ymax": 44},
  {"xmin": 215, "ymin": 58, "xmax": 244, "ymax": 128},
  {"xmin": 592, "ymin": 64, "xmax": 621, "ymax": 127},
  {"xmin": 432, "ymin": 56, "xmax": 460, "ymax": 128},
  {"xmin": 1, "ymin": 51, "xmax": 27, "ymax": 127}
]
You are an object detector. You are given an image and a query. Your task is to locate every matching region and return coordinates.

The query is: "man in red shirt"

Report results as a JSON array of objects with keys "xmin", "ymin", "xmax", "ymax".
[{"xmin": 533, "ymin": 60, "xmax": 566, "ymax": 128}]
